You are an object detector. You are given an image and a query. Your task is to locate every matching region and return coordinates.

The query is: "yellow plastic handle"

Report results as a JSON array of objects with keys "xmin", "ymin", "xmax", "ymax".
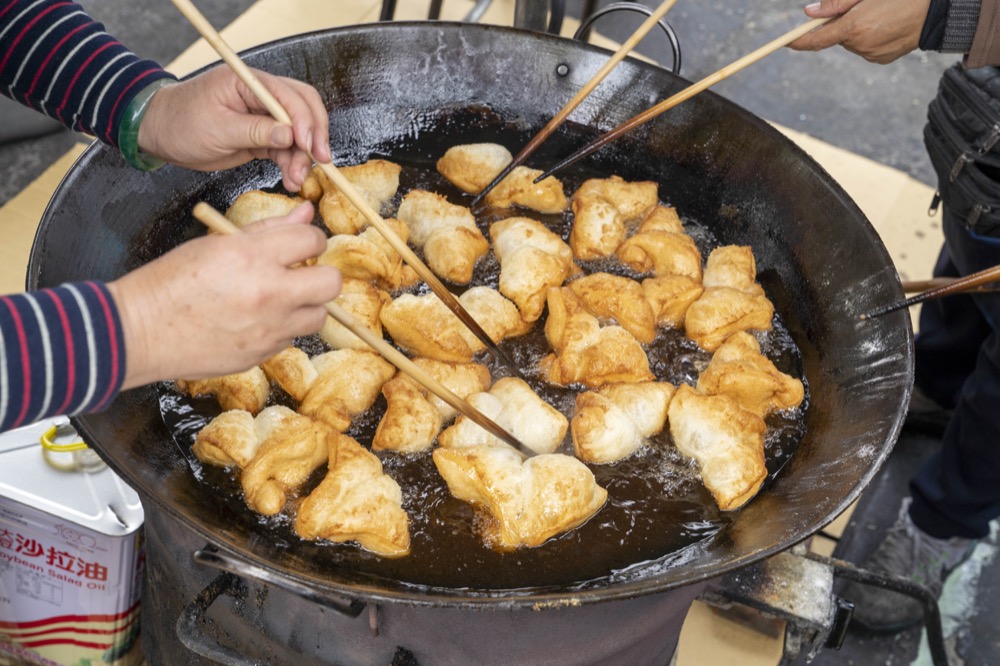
[{"xmin": 40, "ymin": 424, "xmax": 88, "ymax": 452}]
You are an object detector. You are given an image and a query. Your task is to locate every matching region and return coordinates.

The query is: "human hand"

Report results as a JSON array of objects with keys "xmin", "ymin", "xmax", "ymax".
[
  {"xmin": 787, "ymin": 0, "xmax": 930, "ymax": 64},
  {"xmin": 138, "ymin": 66, "xmax": 331, "ymax": 191},
  {"xmin": 108, "ymin": 203, "xmax": 341, "ymax": 389}
]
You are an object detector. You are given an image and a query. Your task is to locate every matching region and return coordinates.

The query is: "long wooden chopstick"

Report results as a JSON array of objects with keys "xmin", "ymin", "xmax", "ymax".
[
  {"xmin": 901, "ymin": 277, "xmax": 1000, "ymax": 293},
  {"xmin": 533, "ymin": 17, "xmax": 831, "ymax": 182},
  {"xmin": 170, "ymin": 0, "xmax": 517, "ymax": 373},
  {"xmin": 470, "ymin": 0, "xmax": 678, "ymax": 207},
  {"xmin": 192, "ymin": 202, "xmax": 532, "ymax": 455},
  {"xmin": 863, "ymin": 263, "xmax": 1000, "ymax": 319}
]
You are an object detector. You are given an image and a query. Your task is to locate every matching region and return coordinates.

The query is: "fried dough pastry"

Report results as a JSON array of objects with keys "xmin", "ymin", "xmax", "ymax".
[
  {"xmin": 224, "ymin": 190, "xmax": 306, "ymax": 229},
  {"xmin": 454, "ymin": 286, "xmax": 533, "ymax": 352},
  {"xmin": 304, "ymin": 159, "xmax": 402, "ymax": 235},
  {"xmin": 541, "ymin": 288, "xmax": 653, "ymax": 388},
  {"xmin": 616, "ymin": 206, "xmax": 703, "ymax": 279},
  {"xmin": 433, "ymin": 445, "xmax": 607, "ymax": 550},
  {"xmin": 372, "ymin": 359, "xmax": 491, "ymax": 453},
  {"xmin": 685, "ymin": 245, "xmax": 774, "ymax": 352},
  {"xmin": 697, "ymin": 331, "xmax": 805, "ymax": 418},
  {"xmin": 570, "ymin": 194, "xmax": 625, "ymax": 260},
  {"xmin": 641, "ymin": 275, "xmax": 705, "ymax": 329},
  {"xmin": 381, "ymin": 289, "xmax": 529, "ymax": 362},
  {"xmin": 573, "ymin": 175, "xmax": 659, "ymax": 224},
  {"xmin": 319, "ymin": 185, "xmax": 383, "ymax": 236},
  {"xmin": 485, "ymin": 165, "xmax": 569, "ymax": 214},
  {"xmin": 319, "ymin": 279, "xmax": 391, "ymax": 350},
  {"xmin": 261, "ymin": 347, "xmax": 317, "ymax": 402},
  {"xmin": 567, "ymin": 272, "xmax": 657, "ymax": 344},
  {"xmin": 490, "ymin": 216, "xmax": 580, "ymax": 322},
  {"xmin": 438, "ymin": 377, "xmax": 568, "ymax": 455},
  {"xmin": 396, "ymin": 190, "xmax": 489, "ymax": 284},
  {"xmin": 294, "ymin": 432, "xmax": 410, "ymax": 557},
  {"xmin": 436, "ymin": 142, "xmax": 513, "ymax": 194},
  {"xmin": 302, "ymin": 159, "xmax": 403, "ymax": 205},
  {"xmin": 571, "ymin": 381, "xmax": 675, "ymax": 464},
  {"xmin": 298, "ymin": 350, "xmax": 396, "ymax": 432},
  {"xmin": 192, "ymin": 409, "xmax": 260, "ymax": 468},
  {"xmin": 176, "ymin": 367, "xmax": 269, "ymax": 414},
  {"xmin": 318, "ymin": 217, "xmax": 417, "ymax": 291},
  {"xmin": 239, "ymin": 406, "xmax": 334, "ymax": 515},
  {"xmin": 668, "ymin": 384, "xmax": 767, "ymax": 511}
]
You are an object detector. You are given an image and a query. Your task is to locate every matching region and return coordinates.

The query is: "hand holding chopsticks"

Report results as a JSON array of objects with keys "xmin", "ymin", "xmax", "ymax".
[
  {"xmin": 862, "ymin": 263, "xmax": 1000, "ymax": 319},
  {"xmin": 192, "ymin": 203, "xmax": 534, "ymax": 456},
  {"xmin": 533, "ymin": 17, "xmax": 831, "ymax": 181},
  {"xmin": 170, "ymin": 0, "xmax": 517, "ymax": 373},
  {"xmin": 470, "ymin": 0, "xmax": 678, "ymax": 207}
]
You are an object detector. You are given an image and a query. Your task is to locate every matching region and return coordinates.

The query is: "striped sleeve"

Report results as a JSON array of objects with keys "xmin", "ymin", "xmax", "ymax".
[
  {"xmin": 0, "ymin": 281, "xmax": 126, "ymax": 432},
  {"xmin": 0, "ymin": 0, "xmax": 175, "ymax": 147}
]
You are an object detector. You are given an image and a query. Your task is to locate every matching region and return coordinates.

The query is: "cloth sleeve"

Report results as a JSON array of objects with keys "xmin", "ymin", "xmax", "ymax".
[
  {"xmin": 0, "ymin": 282, "xmax": 126, "ymax": 432},
  {"xmin": 0, "ymin": 0, "xmax": 176, "ymax": 147}
]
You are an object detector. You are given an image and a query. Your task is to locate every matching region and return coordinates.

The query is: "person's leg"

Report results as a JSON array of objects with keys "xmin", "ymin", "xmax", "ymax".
[
  {"xmin": 909, "ymin": 218, "xmax": 1000, "ymax": 540},
  {"xmin": 842, "ymin": 213, "xmax": 1000, "ymax": 633},
  {"xmin": 913, "ymin": 245, "xmax": 991, "ymax": 410}
]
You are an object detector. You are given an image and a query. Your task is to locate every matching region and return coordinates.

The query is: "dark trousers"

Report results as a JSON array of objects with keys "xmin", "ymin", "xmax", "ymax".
[{"xmin": 909, "ymin": 206, "xmax": 1000, "ymax": 539}]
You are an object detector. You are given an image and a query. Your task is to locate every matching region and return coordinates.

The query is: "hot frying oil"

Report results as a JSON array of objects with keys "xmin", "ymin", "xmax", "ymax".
[{"xmin": 157, "ymin": 158, "xmax": 808, "ymax": 591}]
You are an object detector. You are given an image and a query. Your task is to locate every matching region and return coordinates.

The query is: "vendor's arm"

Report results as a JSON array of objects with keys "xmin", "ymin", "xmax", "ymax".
[
  {"xmin": 0, "ymin": 0, "xmax": 329, "ymax": 191},
  {"xmin": 0, "ymin": 204, "xmax": 341, "ymax": 432},
  {"xmin": 787, "ymin": 0, "xmax": 931, "ymax": 63}
]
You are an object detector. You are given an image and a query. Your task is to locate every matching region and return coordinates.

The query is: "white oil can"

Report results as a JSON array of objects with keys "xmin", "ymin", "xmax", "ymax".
[{"xmin": 0, "ymin": 419, "xmax": 144, "ymax": 666}]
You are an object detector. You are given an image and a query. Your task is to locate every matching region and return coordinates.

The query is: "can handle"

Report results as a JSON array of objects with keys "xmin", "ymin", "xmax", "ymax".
[
  {"xmin": 176, "ymin": 571, "xmax": 262, "ymax": 666},
  {"xmin": 192, "ymin": 546, "xmax": 366, "ymax": 618}
]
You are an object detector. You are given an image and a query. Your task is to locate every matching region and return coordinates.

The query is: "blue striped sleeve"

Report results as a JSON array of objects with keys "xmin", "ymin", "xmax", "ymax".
[{"xmin": 0, "ymin": 281, "xmax": 126, "ymax": 432}]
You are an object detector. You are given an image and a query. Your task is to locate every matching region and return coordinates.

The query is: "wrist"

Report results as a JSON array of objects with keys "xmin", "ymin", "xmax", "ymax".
[{"xmin": 118, "ymin": 78, "xmax": 174, "ymax": 172}]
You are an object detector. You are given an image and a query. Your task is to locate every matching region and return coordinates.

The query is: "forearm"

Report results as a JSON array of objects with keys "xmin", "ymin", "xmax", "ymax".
[
  {"xmin": 0, "ymin": 0, "xmax": 175, "ymax": 147},
  {"xmin": 0, "ymin": 282, "xmax": 126, "ymax": 432}
]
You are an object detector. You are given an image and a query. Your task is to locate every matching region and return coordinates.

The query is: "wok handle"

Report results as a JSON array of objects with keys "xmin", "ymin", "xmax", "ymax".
[
  {"xmin": 176, "ymin": 571, "xmax": 261, "ymax": 666},
  {"xmin": 192, "ymin": 546, "xmax": 367, "ymax": 618},
  {"xmin": 574, "ymin": 2, "xmax": 681, "ymax": 74}
]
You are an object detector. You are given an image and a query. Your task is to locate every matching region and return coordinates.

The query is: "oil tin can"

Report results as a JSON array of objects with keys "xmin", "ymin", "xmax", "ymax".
[{"xmin": 0, "ymin": 419, "xmax": 144, "ymax": 666}]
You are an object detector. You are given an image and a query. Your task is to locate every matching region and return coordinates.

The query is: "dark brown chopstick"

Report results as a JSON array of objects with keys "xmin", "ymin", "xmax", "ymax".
[{"xmin": 862, "ymin": 263, "xmax": 1000, "ymax": 320}]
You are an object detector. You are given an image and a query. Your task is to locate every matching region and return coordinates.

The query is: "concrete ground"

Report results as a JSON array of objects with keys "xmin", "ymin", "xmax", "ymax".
[{"xmin": 0, "ymin": 1, "xmax": 994, "ymax": 665}]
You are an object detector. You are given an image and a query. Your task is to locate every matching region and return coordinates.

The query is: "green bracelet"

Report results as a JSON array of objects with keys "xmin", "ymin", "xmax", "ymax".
[{"xmin": 117, "ymin": 77, "xmax": 174, "ymax": 172}]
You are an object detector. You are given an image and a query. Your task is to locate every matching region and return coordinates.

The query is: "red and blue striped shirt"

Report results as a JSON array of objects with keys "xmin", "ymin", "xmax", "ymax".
[{"xmin": 1, "ymin": 0, "xmax": 176, "ymax": 431}]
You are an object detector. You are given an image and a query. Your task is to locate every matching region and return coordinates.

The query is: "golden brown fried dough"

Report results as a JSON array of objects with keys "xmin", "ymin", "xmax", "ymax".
[
  {"xmin": 573, "ymin": 175, "xmax": 658, "ymax": 224},
  {"xmin": 295, "ymin": 432, "xmax": 410, "ymax": 558},
  {"xmin": 436, "ymin": 143, "xmax": 512, "ymax": 194},
  {"xmin": 641, "ymin": 275, "xmax": 705, "ymax": 329},
  {"xmin": 299, "ymin": 349, "xmax": 396, "ymax": 432},
  {"xmin": 318, "ymin": 279, "xmax": 391, "ymax": 350},
  {"xmin": 572, "ymin": 381, "xmax": 675, "ymax": 464},
  {"xmin": 485, "ymin": 166, "xmax": 568, "ymax": 214},
  {"xmin": 668, "ymin": 384, "xmax": 767, "ymax": 511},
  {"xmin": 567, "ymin": 272, "xmax": 657, "ymax": 344},
  {"xmin": 176, "ymin": 366, "xmax": 269, "ymax": 414},
  {"xmin": 696, "ymin": 331, "xmax": 805, "ymax": 418},
  {"xmin": 373, "ymin": 359, "xmax": 491, "ymax": 453},
  {"xmin": 490, "ymin": 216, "xmax": 579, "ymax": 322},
  {"xmin": 541, "ymin": 288, "xmax": 653, "ymax": 389},
  {"xmin": 685, "ymin": 245, "xmax": 774, "ymax": 352},
  {"xmin": 396, "ymin": 190, "xmax": 489, "ymax": 284},
  {"xmin": 432, "ymin": 445, "xmax": 607, "ymax": 550},
  {"xmin": 239, "ymin": 406, "xmax": 334, "ymax": 516},
  {"xmin": 224, "ymin": 190, "xmax": 307, "ymax": 228}
]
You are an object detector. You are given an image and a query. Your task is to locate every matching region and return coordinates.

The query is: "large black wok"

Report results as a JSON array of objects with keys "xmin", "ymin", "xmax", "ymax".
[{"xmin": 28, "ymin": 23, "xmax": 912, "ymax": 609}]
